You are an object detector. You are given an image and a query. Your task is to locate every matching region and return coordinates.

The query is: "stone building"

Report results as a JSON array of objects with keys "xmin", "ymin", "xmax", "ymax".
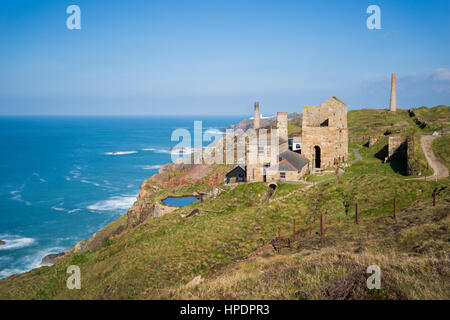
[
  {"xmin": 266, "ymin": 150, "xmax": 309, "ymax": 182},
  {"xmin": 245, "ymin": 103, "xmax": 291, "ymax": 182},
  {"xmin": 301, "ymin": 97, "xmax": 348, "ymax": 170},
  {"xmin": 232, "ymin": 97, "xmax": 348, "ymax": 183}
]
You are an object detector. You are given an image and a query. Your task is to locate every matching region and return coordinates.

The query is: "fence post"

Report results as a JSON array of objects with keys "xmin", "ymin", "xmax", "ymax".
[
  {"xmin": 309, "ymin": 225, "xmax": 312, "ymax": 236},
  {"xmin": 433, "ymin": 192, "xmax": 436, "ymax": 207},
  {"xmin": 393, "ymin": 198, "xmax": 396, "ymax": 221},
  {"xmin": 293, "ymin": 219, "xmax": 296, "ymax": 236},
  {"xmin": 355, "ymin": 202, "xmax": 358, "ymax": 224},
  {"xmin": 278, "ymin": 228, "xmax": 281, "ymax": 254},
  {"xmin": 320, "ymin": 214, "xmax": 323, "ymax": 237}
]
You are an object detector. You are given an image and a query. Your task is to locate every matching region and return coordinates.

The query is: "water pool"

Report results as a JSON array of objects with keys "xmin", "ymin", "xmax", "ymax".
[{"xmin": 162, "ymin": 196, "xmax": 199, "ymax": 207}]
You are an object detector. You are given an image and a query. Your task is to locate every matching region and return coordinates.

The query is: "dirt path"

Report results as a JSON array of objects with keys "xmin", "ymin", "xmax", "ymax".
[{"xmin": 409, "ymin": 135, "xmax": 448, "ymax": 180}]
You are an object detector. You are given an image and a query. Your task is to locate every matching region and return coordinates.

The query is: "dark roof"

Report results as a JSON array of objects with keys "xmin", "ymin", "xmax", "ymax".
[
  {"xmin": 279, "ymin": 150, "xmax": 309, "ymax": 171},
  {"xmin": 226, "ymin": 165, "xmax": 246, "ymax": 178}
]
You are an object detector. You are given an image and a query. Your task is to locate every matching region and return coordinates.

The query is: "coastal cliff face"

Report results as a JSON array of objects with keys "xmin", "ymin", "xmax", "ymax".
[{"xmin": 69, "ymin": 163, "xmax": 228, "ymax": 255}]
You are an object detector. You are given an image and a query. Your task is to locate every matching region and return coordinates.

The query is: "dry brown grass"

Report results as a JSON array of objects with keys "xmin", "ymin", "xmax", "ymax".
[{"xmin": 160, "ymin": 197, "xmax": 450, "ymax": 300}]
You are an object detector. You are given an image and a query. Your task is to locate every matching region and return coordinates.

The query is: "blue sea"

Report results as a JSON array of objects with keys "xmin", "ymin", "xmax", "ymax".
[{"xmin": 0, "ymin": 116, "xmax": 242, "ymax": 279}]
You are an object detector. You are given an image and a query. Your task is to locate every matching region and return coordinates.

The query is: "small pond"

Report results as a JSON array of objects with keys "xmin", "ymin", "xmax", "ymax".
[{"xmin": 162, "ymin": 196, "xmax": 199, "ymax": 207}]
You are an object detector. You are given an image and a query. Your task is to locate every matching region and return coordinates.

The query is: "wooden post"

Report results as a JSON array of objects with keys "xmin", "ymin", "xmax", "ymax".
[
  {"xmin": 393, "ymin": 198, "xmax": 396, "ymax": 221},
  {"xmin": 309, "ymin": 225, "xmax": 312, "ymax": 236},
  {"xmin": 293, "ymin": 219, "xmax": 296, "ymax": 236},
  {"xmin": 320, "ymin": 214, "xmax": 323, "ymax": 237},
  {"xmin": 355, "ymin": 202, "xmax": 358, "ymax": 224},
  {"xmin": 433, "ymin": 192, "xmax": 436, "ymax": 207},
  {"xmin": 278, "ymin": 228, "xmax": 281, "ymax": 254}
]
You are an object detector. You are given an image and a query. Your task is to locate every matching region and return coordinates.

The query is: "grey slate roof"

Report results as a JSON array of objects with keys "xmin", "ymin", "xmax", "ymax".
[{"xmin": 278, "ymin": 150, "xmax": 309, "ymax": 171}]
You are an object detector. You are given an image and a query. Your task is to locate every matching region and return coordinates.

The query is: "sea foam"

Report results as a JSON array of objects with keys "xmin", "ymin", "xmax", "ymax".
[
  {"xmin": 87, "ymin": 195, "xmax": 137, "ymax": 212},
  {"xmin": 0, "ymin": 235, "xmax": 35, "ymax": 251},
  {"xmin": 104, "ymin": 151, "xmax": 138, "ymax": 155}
]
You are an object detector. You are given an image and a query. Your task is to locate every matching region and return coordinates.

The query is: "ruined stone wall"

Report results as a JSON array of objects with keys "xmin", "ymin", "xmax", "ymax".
[
  {"xmin": 301, "ymin": 97, "xmax": 348, "ymax": 169},
  {"xmin": 277, "ymin": 112, "xmax": 288, "ymax": 141},
  {"xmin": 265, "ymin": 165, "xmax": 308, "ymax": 182},
  {"xmin": 388, "ymin": 136, "xmax": 407, "ymax": 160},
  {"xmin": 303, "ymin": 97, "xmax": 347, "ymax": 128}
]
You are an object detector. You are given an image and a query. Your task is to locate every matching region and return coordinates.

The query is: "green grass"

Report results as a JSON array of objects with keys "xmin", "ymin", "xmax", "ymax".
[{"xmin": 432, "ymin": 135, "xmax": 450, "ymax": 170}]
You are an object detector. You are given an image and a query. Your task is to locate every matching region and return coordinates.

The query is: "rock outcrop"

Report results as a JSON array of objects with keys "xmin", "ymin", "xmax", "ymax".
[
  {"xmin": 40, "ymin": 252, "xmax": 65, "ymax": 266},
  {"xmin": 0, "ymin": 240, "xmax": 5, "ymax": 246}
]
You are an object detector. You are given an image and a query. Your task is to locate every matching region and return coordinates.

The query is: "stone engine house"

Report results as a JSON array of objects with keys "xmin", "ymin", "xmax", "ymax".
[
  {"xmin": 240, "ymin": 96, "xmax": 349, "ymax": 183},
  {"xmin": 301, "ymin": 97, "xmax": 348, "ymax": 169}
]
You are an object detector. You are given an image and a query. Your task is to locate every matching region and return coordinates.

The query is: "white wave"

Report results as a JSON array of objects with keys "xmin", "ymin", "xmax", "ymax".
[
  {"xmin": 205, "ymin": 129, "xmax": 225, "ymax": 135},
  {"xmin": 9, "ymin": 190, "xmax": 31, "ymax": 206},
  {"xmin": 51, "ymin": 206, "xmax": 65, "ymax": 212},
  {"xmin": 0, "ymin": 246, "xmax": 66, "ymax": 279},
  {"xmin": 250, "ymin": 115, "xmax": 273, "ymax": 119},
  {"xmin": 67, "ymin": 209, "xmax": 81, "ymax": 214},
  {"xmin": 69, "ymin": 170, "xmax": 81, "ymax": 179},
  {"xmin": 87, "ymin": 195, "xmax": 137, "ymax": 212},
  {"xmin": 0, "ymin": 236, "xmax": 35, "ymax": 250},
  {"xmin": 80, "ymin": 179, "xmax": 101, "ymax": 187},
  {"xmin": 143, "ymin": 165, "xmax": 163, "ymax": 170},
  {"xmin": 104, "ymin": 151, "xmax": 138, "ymax": 155},
  {"xmin": 142, "ymin": 148, "xmax": 173, "ymax": 154}
]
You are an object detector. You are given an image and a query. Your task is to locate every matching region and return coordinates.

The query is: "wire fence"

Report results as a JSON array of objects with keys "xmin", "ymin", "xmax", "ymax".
[{"xmin": 271, "ymin": 190, "xmax": 438, "ymax": 253}]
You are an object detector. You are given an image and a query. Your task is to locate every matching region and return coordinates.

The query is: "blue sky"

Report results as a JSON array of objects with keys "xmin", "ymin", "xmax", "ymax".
[{"xmin": 0, "ymin": 0, "xmax": 449, "ymax": 115}]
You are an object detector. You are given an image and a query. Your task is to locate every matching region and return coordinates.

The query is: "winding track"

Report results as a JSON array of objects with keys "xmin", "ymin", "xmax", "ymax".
[{"xmin": 407, "ymin": 135, "xmax": 449, "ymax": 181}]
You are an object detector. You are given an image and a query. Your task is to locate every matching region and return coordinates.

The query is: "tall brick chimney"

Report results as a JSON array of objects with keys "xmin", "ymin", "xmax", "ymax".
[
  {"xmin": 254, "ymin": 102, "xmax": 260, "ymax": 130},
  {"xmin": 276, "ymin": 112, "xmax": 288, "ymax": 141},
  {"xmin": 390, "ymin": 73, "xmax": 397, "ymax": 112}
]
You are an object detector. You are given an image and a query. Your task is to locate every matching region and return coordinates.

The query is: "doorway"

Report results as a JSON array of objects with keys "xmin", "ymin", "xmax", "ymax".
[{"xmin": 314, "ymin": 146, "xmax": 321, "ymax": 169}]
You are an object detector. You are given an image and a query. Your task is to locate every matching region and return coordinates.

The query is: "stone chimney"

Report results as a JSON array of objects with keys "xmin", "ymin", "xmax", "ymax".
[
  {"xmin": 277, "ymin": 112, "xmax": 288, "ymax": 141},
  {"xmin": 389, "ymin": 73, "xmax": 397, "ymax": 112},
  {"xmin": 253, "ymin": 102, "xmax": 260, "ymax": 130}
]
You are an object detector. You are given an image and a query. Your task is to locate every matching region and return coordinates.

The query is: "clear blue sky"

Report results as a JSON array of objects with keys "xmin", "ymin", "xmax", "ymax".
[{"xmin": 0, "ymin": 0, "xmax": 449, "ymax": 115}]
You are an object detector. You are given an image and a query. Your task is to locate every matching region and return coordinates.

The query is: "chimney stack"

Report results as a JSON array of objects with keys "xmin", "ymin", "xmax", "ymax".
[
  {"xmin": 390, "ymin": 73, "xmax": 397, "ymax": 112},
  {"xmin": 254, "ymin": 102, "xmax": 260, "ymax": 130},
  {"xmin": 277, "ymin": 112, "xmax": 288, "ymax": 141}
]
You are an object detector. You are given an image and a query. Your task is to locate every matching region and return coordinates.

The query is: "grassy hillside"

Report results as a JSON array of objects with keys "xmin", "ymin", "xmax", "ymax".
[
  {"xmin": 0, "ymin": 106, "xmax": 449, "ymax": 300},
  {"xmin": 165, "ymin": 195, "xmax": 450, "ymax": 300},
  {"xmin": 432, "ymin": 135, "xmax": 450, "ymax": 170}
]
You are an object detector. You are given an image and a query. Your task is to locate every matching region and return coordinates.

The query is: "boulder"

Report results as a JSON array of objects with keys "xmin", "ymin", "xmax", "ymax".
[
  {"xmin": 41, "ymin": 252, "xmax": 65, "ymax": 266},
  {"xmin": 0, "ymin": 240, "xmax": 5, "ymax": 246}
]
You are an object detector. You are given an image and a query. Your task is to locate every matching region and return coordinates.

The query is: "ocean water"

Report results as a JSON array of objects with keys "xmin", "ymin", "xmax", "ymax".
[{"xmin": 0, "ymin": 116, "xmax": 242, "ymax": 279}]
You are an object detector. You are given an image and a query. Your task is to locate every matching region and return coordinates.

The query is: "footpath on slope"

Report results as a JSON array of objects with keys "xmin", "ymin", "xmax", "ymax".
[{"xmin": 407, "ymin": 135, "xmax": 449, "ymax": 181}]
